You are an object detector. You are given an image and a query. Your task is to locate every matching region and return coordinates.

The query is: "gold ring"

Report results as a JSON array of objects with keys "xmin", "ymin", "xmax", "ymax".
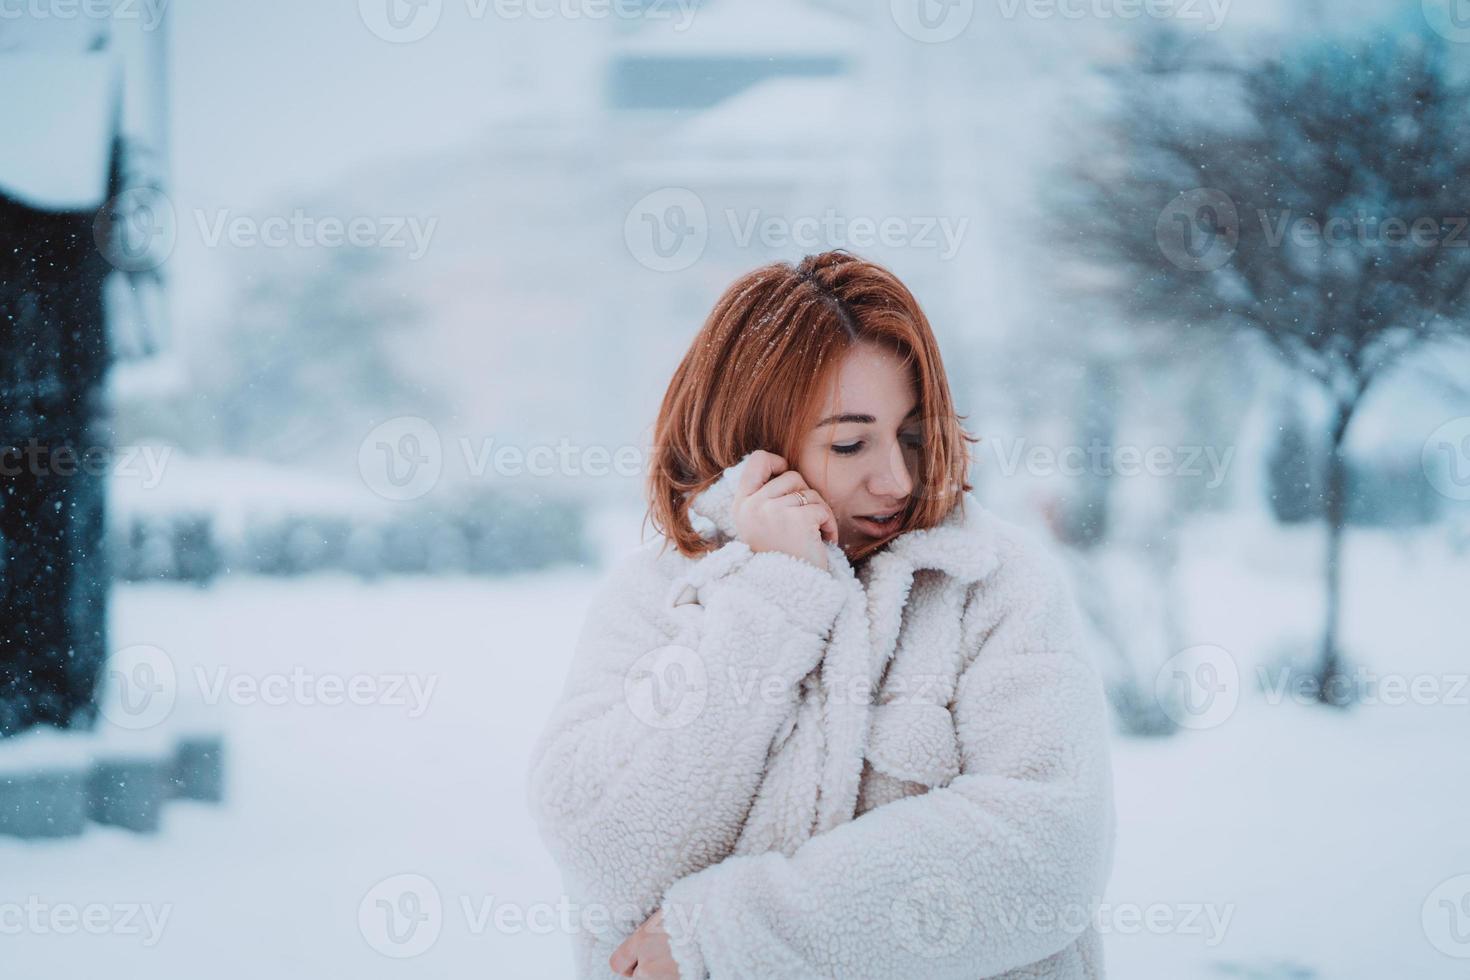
[{"xmin": 793, "ymin": 490, "xmax": 808, "ymax": 506}]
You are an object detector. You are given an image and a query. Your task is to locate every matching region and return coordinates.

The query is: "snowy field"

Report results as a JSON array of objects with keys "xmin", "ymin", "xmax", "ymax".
[{"xmin": 3, "ymin": 512, "xmax": 1466, "ymax": 978}]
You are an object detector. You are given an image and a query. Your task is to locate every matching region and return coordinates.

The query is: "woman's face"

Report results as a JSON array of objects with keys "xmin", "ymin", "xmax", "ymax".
[{"xmin": 795, "ymin": 341, "xmax": 921, "ymax": 555}]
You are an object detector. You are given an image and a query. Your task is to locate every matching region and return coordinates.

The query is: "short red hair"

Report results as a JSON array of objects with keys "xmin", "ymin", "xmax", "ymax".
[{"xmin": 645, "ymin": 251, "xmax": 977, "ymax": 563}]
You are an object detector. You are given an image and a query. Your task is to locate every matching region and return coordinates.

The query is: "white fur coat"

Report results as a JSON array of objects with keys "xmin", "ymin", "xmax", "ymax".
[{"xmin": 525, "ymin": 452, "xmax": 1116, "ymax": 979}]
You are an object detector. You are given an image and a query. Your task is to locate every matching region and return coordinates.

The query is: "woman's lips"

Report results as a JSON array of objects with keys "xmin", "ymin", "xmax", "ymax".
[{"xmin": 852, "ymin": 508, "xmax": 903, "ymax": 535}]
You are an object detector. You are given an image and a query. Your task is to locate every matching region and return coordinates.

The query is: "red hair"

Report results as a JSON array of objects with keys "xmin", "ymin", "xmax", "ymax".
[{"xmin": 644, "ymin": 250, "xmax": 977, "ymax": 563}]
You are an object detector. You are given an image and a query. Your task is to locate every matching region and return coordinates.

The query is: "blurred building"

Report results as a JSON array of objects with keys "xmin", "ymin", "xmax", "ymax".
[{"xmin": 292, "ymin": 0, "xmax": 1126, "ymax": 509}]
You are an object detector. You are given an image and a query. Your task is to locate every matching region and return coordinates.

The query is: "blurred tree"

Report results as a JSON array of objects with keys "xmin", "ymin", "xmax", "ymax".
[
  {"xmin": 1056, "ymin": 360, "xmax": 1116, "ymax": 550},
  {"xmin": 1267, "ymin": 389, "xmax": 1321, "ymax": 524},
  {"xmin": 1067, "ymin": 26, "xmax": 1470, "ymax": 704},
  {"xmin": 194, "ymin": 243, "xmax": 436, "ymax": 467}
]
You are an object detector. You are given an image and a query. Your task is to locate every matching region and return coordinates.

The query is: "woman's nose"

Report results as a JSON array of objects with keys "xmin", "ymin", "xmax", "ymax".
[{"xmin": 871, "ymin": 443, "xmax": 914, "ymax": 498}]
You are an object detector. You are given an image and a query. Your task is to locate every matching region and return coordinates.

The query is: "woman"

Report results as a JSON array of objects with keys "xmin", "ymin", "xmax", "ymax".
[{"xmin": 525, "ymin": 251, "xmax": 1116, "ymax": 979}]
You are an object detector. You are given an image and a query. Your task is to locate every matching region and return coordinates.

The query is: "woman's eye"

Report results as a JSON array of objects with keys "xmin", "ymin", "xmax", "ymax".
[{"xmin": 832, "ymin": 442, "xmax": 863, "ymax": 456}]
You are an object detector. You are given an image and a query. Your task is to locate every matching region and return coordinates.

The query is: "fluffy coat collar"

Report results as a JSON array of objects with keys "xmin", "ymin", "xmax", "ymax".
[{"xmin": 678, "ymin": 451, "xmax": 1005, "ymax": 855}]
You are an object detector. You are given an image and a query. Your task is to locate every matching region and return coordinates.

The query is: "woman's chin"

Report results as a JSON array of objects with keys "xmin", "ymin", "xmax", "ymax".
[
  {"xmin": 838, "ymin": 524, "xmax": 885, "ymax": 555},
  {"xmin": 850, "ymin": 515, "xmax": 901, "ymax": 539}
]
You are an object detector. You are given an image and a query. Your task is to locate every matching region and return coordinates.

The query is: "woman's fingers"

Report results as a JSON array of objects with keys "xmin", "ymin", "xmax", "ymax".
[
  {"xmin": 788, "ymin": 486, "xmax": 838, "ymax": 544},
  {"xmin": 809, "ymin": 495, "xmax": 839, "ymax": 543},
  {"xmin": 753, "ymin": 474, "xmax": 834, "ymax": 542},
  {"xmin": 609, "ymin": 941, "xmax": 637, "ymax": 977},
  {"xmin": 729, "ymin": 451, "xmax": 838, "ymax": 571},
  {"xmin": 751, "ymin": 469, "xmax": 810, "ymax": 502},
  {"xmin": 735, "ymin": 450, "xmax": 787, "ymax": 502},
  {"xmin": 609, "ymin": 910, "xmax": 680, "ymax": 980},
  {"xmin": 753, "ymin": 467, "xmax": 837, "ymax": 524}
]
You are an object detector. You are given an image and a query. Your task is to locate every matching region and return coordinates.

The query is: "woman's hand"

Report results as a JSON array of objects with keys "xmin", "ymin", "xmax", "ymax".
[
  {"xmin": 731, "ymin": 450, "xmax": 838, "ymax": 572},
  {"xmin": 609, "ymin": 908, "xmax": 680, "ymax": 978}
]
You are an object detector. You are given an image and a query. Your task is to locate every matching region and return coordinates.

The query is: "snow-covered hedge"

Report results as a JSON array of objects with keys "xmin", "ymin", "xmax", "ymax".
[
  {"xmin": 108, "ymin": 454, "xmax": 590, "ymax": 582},
  {"xmin": 109, "ymin": 495, "xmax": 587, "ymax": 583}
]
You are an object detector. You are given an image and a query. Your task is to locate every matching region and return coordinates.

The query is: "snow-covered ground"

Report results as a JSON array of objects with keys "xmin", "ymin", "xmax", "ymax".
[{"xmin": 2, "ymin": 511, "xmax": 1465, "ymax": 977}]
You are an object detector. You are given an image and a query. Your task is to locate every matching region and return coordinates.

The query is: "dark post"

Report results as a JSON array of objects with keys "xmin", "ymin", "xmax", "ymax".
[{"xmin": 0, "ymin": 183, "xmax": 116, "ymax": 736}]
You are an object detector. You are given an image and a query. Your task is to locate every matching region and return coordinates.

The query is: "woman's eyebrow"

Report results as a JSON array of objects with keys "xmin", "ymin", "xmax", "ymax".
[
  {"xmin": 814, "ymin": 412, "xmax": 875, "ymax": 427},
  {"xmin": 812, "ymin": 406, "xmax": 921, "ymax": 428}
]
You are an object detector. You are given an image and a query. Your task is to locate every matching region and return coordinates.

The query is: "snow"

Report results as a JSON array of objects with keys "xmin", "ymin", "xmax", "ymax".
[
  {"xmin": 0, "ymin": 54, "xmax": 116, "ymax": 211},
  {"xmin": 109, "ymin": 450, "xmax": 393, "ymax": 524},
  {"xmin": 0, "ymin": 727, "xmax": 94, "ymax": 774},
  {"xmin": 1110, "ymin": 702, "xmax": 1467, "ymax": 979},
  {"xmin": 0, "ymin": 508, "xmax": 1463, "ymax": 976},
  {"xmin": 0, "ymin": 701, "xmax": 193, "ymax": 774}
]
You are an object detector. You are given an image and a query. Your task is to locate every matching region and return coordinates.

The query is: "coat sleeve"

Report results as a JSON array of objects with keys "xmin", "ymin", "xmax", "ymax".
[
  {"xmin": 658, "ymin": 540, "xmax": 1117, "ymax": 980},
  {"xmin": 524, "ymin": 540, "xmax": 851, "ymax": 941}
]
